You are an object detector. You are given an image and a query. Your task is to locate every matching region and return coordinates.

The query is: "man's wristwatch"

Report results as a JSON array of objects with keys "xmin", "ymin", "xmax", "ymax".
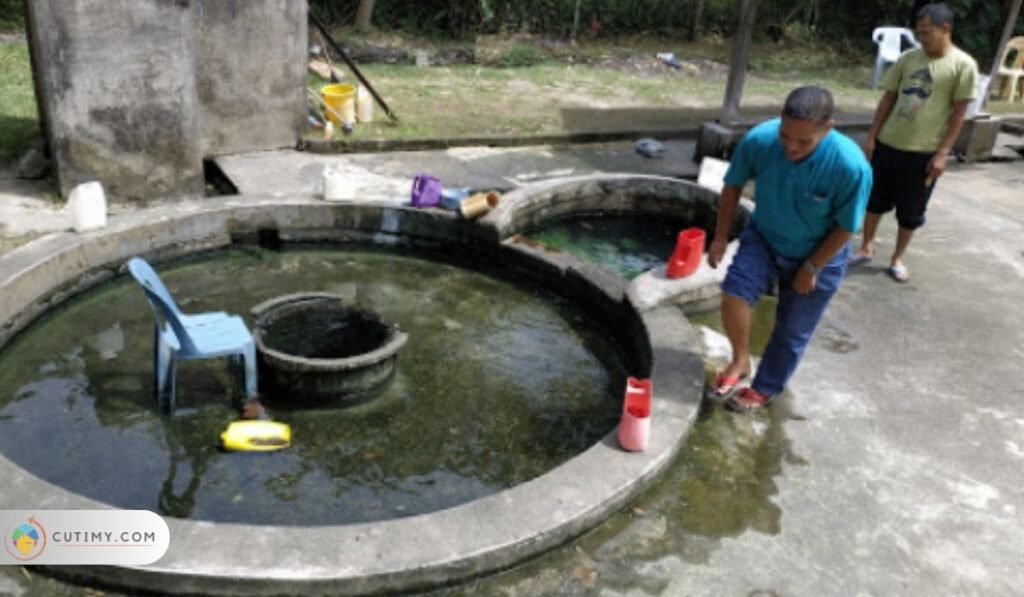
[{"xmin": 802, "ymin": 261, "xmax": 820, "ymax": 276}]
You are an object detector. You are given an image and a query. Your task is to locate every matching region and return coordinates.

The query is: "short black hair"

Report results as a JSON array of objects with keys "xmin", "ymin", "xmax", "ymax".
[
  {"xmin": 782, "ymin": 86, "xmax": 834, "ymax": 126},
  {"xmin": 917, "ymin": 2, "xmax": 954, "ymax": 27}
]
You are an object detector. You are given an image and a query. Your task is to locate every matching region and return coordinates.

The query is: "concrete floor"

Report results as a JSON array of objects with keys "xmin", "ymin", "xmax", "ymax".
[{"xmin": 0, "ymin": 136, "xmax": 1022, "ymax": 595}]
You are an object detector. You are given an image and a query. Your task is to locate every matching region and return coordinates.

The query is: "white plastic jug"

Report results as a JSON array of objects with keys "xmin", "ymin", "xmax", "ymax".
[
  {"xmin": 68, "ymin": 181, "xmax": 107, "ymax": 233},
  {"xmin": 697, "ymin": 157, "xmax": 730, "ymax": 194},
  {"xmin": 322, "ymin": 166, "xmax": 356, "ymax": 201},
  {"xmin": 357, "ymin": 86, "xmax": 374, "ymax": 123}
]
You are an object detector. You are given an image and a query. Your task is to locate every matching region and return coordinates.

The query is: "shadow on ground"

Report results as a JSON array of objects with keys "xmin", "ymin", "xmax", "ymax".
[{"xmin": 0, "ymin": 115, "xmax": 40, "ymax": 166}]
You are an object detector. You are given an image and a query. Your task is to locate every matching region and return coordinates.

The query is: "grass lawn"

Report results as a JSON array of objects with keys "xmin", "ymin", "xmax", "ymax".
[
  {"xmin": 321, "ymin": 62, "xmax": 883, "ymax": 142},
  {"xmin": 1, "ymin": 34, "xmax": 1022, "ymax": 164},
  {"xmin": 0, "ymin": 40, "xmax": 39, "ymax": 165}
]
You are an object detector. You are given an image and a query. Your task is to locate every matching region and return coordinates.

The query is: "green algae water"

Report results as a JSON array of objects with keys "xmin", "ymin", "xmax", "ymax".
[
  {"xmin": 525, "ymin": 216, "xmax": 706, "ymax": 279},
  {"xmin": 0, "ymin": 246, "xmax": 625, "ymax": 525}
]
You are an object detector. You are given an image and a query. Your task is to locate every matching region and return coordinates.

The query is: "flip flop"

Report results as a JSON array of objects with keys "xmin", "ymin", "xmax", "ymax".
[
  {"xmin": 724, "ymin": 387, "xmax": 775, "ymax": 413},
  {"xmin": 887, "ymin": 264, "xmax": 910, "ymax": 283},
  {"xmin": 848, "ymin": 253, "xmax": 873, "ymax": 268},
  {"xmin": 705, "ymin": 372, "xmax": 749, "ymax": 401}
]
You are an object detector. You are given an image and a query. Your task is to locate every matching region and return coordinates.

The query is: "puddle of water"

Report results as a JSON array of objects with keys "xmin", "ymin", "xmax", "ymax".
[
  {"xmin": 688, "ymin": 297, "xmax": 779, "ymax": 358},
  {"xmin": 444, "ymin": 399, "xmax": 805, "ymax": 595},
  {"xmin": 525, "ymin": 215, "xmax": 709, "ymax": 280},
  {"xmin": 0, "ymin": 246, "xmax": 627, "ymax": 525}
]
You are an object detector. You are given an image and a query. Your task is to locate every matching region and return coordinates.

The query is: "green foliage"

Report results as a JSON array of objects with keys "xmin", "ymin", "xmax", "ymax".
[
  {"xmin": 311, "ymin": 0, "xmax": 483, "ymax": 39},
  {"xmin": 0, "ymin": 0, "xmax": 23, "ymax": 32},
  {"xmin": 499, "ymin": 44, "xmax": 545, "ymax": 66},
  {"xmin": 311, "ymin": 1, "xmax": 1021, "ymax": 68},
  {"xmin": 945, "ymin": 0, "xmax": 1021, "ymax": 71}
]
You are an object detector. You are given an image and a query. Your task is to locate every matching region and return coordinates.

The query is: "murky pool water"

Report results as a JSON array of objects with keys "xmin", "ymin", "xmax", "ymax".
[
  {"xmin": 526, "ymin": 215, "xmax": 708, "ymax": 279},
  {"xmin": 0, "ymin": 246, "xmax": 626, "ymax": 525}
]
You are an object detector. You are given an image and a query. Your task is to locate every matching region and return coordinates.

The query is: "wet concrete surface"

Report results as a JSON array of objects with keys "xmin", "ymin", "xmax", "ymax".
[{"xmin": 1, "ymin": 138, "xmax": 1023, "ymax": 594}]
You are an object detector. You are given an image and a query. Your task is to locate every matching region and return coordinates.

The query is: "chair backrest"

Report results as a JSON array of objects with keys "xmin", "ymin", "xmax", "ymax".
[
  {"xmin": 127, "ymin": 258, "xmax": 182, "ymax": 315},
  {"xmin": 1001, "ymin": 36, "xmax": 1024, "ymax": 70},
  {"xmin": 127, "ymin": 257, "xmax": 197, "ymax": 354},
  {"xmin": 873, "ymin": 27, "xmax": 917, "ymax": 62}
]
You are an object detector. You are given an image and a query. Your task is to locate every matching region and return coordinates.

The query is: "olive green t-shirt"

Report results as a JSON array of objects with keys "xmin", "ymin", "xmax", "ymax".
[{"xmin": 878, "ymin": 47, "xmax": 978, "ymax": 153}]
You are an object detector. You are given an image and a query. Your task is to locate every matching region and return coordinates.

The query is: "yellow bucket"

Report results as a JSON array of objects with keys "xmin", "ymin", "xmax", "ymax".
[{"xmin": 321, "ymin": 83, "xmax": 356, "ymax": 126}]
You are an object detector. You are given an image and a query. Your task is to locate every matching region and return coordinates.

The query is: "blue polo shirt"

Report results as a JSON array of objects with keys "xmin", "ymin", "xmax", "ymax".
[{"xmin": 723, "ymin": 118, "xmax": 872, "ymax": 259}]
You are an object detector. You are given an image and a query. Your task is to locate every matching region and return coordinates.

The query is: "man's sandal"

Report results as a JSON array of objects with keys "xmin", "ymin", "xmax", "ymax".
[
  {"xmin": 724, "ymin": 387, "xmax": 775, "ymax": 413},
  {"xmin": 705, "ymin": 372, "xmax": 749, "ymax": 401}
]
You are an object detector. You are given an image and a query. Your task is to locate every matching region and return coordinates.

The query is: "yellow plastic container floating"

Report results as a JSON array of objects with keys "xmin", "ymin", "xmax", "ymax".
[
  {"xmin": 321, "ymin": 83, "xmax": 356, "ymax": 126},
  {"xmin": 220, "ymin": 420, "xmax": 292, "ymax": 452}
]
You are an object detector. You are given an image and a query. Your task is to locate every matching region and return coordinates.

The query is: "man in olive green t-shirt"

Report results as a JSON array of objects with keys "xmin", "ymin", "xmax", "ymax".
[{"xmin": 851, "ymin": 2, "xmax": 977, "ymax": 283}]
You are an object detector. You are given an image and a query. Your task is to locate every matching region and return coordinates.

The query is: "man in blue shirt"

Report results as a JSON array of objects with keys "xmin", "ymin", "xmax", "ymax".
[{"xmin": 707, "ymin": 86, "xmax": 873, "ymax": 412}]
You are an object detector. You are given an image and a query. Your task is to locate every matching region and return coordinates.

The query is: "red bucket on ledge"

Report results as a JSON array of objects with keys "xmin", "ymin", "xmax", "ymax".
[
  {"xmin": 618, "ymin": 377, "xmax": 652, "ymax": 452},
  {"xmin": 666, "ymin": 228, "xmax": 706, "ymax": 279}
]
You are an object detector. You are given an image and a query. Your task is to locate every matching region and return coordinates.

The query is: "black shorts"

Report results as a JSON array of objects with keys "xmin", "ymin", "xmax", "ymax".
[{"xmin": 867, "ymin": 141, "xmax": 937, "ymax": 230}]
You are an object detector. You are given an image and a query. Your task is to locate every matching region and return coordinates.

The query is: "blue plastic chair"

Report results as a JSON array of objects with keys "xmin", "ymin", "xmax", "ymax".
[{"xmin": 127, "ymin": 257, "xmax": 257, "ymax": 413}]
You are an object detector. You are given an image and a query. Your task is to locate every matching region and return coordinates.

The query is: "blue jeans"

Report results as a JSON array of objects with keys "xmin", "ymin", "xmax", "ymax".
[{"xmin": 721, "ymin": 225, "xmax": 850, "ymax": 397}]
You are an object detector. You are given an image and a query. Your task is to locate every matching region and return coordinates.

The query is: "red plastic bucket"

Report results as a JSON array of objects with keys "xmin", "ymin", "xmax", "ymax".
[
  {"xmin": 618, "ymin": 377, "xmax": 652, "ymax": 452},
  {"xmin": 666, "ymin": 228, "xmax": 706, "ymax": 279}
]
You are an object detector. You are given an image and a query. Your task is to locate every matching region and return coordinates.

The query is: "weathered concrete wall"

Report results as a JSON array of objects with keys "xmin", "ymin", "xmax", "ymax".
[
  {"xmin": 24, "ymin": 0, "xmax": 307, "ymax": 203},
  {"xmin": 26, "ymin": 0, "xmax": 204, "ymax": 203},
  {"xmin": 194, "ymin": 0, "xmax": 307, "ymax": 156}
]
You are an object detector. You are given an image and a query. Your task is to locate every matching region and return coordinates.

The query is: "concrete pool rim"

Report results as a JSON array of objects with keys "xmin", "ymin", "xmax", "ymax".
[{"xmin": 0, "ymin": 175, "xmax": 724, "ymax": 595}]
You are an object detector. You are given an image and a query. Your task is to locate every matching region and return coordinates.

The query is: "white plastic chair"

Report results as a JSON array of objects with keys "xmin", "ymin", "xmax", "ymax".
[
  {"xmin": 995, "ymin": 36, "xmax": 1024, "ymax": 102},
  {"xmin": 872, "ymin": 27, "xmax": 920, "ymax": 89}
]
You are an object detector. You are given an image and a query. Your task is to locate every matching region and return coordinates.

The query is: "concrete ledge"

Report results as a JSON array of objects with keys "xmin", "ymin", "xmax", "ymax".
[
  {"xmin": 0, "ymin": 192, "xmax": 703, "ymax": 595},
  {"xmin": 483, "ymin": 173, "xmax": 752, "ymax": 313},
  {"xmin": 299, "ymin": 118, "xmax": 874, "ymax": 155}
]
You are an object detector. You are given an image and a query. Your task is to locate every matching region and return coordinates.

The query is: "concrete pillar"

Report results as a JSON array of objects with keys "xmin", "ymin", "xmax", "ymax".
[
  {"xmin": 194, "ymin": 0, "xmax": 307, "ymax": 156},
  {"xmin": 25, "ymin": 0, "xmax": 204, "ymax": 203},
  {"xmin": 25, "ymin": 0, "xmax": 308, "ymax": 203}
]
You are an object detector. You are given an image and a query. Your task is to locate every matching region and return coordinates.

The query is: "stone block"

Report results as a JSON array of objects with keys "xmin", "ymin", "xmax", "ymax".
[
  {"xmin": 694, "ymin": 122, "xmax": 745, "ymax": 163},
  {"xmin": 954, "ymin": 116, "xmax": 1002, "ymax": 163},
  {"xmin": 195, "ymin": 0, "xmax": 307, "ymax": 156}
]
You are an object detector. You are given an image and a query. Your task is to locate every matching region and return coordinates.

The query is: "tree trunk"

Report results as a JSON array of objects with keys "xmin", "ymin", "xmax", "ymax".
[
  {"xmin": 721, "ymin": 0, "xmax": 760, "ymax": 122},
  {"xmin": 987, "ymin": 0, "xmax": 1020, "ymax": 71},
  {"xmin": 571, "ymin": 0, "xmax": 582, "ymax": 41},
  {"xmin": 689, "ymin": 0, "xmax": 705, "ymax": 42},
  {"xmin": 355, "ymin": 0, "xmax": 376, "ymax": 32}
]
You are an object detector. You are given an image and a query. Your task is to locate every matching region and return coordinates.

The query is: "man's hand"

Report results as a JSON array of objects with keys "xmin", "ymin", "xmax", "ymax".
[
  {"xmin": 863, "ymin": 137, "xmax": 876, "ymax": 161},
  {"xmin": 793, "ymin": 267, "xmax": 816, "ymax": 295},
  {"xmin": 708, "ymin": 237, "xmax": 728, "ymax": 269},
  {"xmin": 925, "ymin": 151, "xmax": 947, "ymax": 186}
]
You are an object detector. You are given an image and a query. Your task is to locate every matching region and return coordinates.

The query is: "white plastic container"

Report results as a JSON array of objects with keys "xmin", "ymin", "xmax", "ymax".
[
  {"xmin": 322, "ymin": 166, "xmax": 356, "ymax": 201},
  {"xmin": 697, "ymin": 157, "xmax": 730, "ymax": 194},
  {"xmin": 357, "ymin": 86, "xmax": 374, "ymax": 123},
  {"xmin": 68, "ymin": 181, "xmax": 107, "ymax": 233},
  {"xmin": 966, "ymin": 74, "xmax": 991, "ymax": 119}
]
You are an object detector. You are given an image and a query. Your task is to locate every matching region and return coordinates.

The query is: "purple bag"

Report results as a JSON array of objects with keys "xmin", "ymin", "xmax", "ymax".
[{"xmin": 411, "ymin": 173, "xmax": 442, "ymax": 208}]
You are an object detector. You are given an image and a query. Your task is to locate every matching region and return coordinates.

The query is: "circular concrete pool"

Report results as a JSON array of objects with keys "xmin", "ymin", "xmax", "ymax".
[{"xmin": 0, "ymin": 174, "xmax": 729, "ymax": 595}]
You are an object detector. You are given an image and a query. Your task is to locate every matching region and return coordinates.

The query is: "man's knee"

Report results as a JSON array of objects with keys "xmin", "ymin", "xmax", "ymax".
[
  {"xmin": 896, "ymin": 211, "xmax": 926, "ymax": 230},
  {"xmin": 866, "ymin": 195, "xmax": 894, "ymax": 216}
]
